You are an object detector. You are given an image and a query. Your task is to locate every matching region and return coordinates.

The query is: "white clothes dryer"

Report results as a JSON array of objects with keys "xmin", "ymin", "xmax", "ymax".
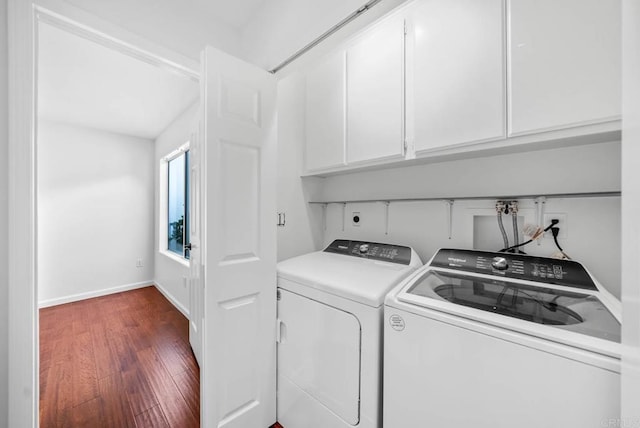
[
  {"xmin": 384, "ymin": 248, "xmax": 621, "ymax": 428},
  {"xmin": 276, "ymin": 239, "xmax": 422, "ymax": 428}
]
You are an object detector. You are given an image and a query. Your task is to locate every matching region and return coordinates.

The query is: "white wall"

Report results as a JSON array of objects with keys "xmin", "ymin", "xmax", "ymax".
[
  {"xmin": 37, "ymin": 120, "xmax": 155, "ymax": 306},
  {"xmin": 622, "ymin": 0, "xmax": 640, "ymax": 421},
  {"xmin": 0, "ymin": 0, "xmax": 9, "ymax": 424},
  {"xmin": 276, "ymin": 73, "xmax": 325, "ymax": 261},
  {"xmin": 323, "ymin": 196, "xmax": 621, "ymax": 298},
  {"xmin": 319, "ymin": 141, "xmax": 622, "ymax": 297},
  {"xmin": 154, "ymin": 104, "xmax": 198, "ymax": 314}
]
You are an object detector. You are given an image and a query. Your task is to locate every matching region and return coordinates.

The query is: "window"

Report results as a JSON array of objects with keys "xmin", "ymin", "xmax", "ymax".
[{"xmin": 166, "ymin": 148, "xmax": 190, "ymax": 259}]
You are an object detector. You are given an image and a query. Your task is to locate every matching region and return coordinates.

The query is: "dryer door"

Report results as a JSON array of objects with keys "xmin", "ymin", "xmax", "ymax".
[{"xmin": 277, "ymin": 288, "xmax": 361, "ymax": 425}]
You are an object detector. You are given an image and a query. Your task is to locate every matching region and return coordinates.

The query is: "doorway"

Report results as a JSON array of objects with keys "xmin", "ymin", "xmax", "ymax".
[{"xmin": 35, "ymin": 10, "xmax": 201, "ymax": 426}]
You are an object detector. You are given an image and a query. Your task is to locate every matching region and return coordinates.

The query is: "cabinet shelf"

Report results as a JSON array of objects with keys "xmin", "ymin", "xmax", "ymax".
[{"xmin": 308, "ymin": 191, "xmax": 620, "ymax": 205}]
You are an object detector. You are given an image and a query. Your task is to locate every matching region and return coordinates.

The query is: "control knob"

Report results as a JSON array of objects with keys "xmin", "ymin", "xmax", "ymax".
[
  {"xmin": 491, "ymin": 256, "xmax": 508, "ymax": 271},
  {"xmin": 359, "ymin": 244, "xmax": 369, "ymax": 254}
]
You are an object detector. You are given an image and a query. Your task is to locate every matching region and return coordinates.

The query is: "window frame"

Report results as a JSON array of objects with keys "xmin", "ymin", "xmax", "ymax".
[{"xmin": 160, "ymin": 142, "xmax": 191, "ymax": 264}]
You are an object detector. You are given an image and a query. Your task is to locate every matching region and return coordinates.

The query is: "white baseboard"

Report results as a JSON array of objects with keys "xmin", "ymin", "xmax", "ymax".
[
  {"xmin": 153, "ymin": 280, "xmax": 190, "ymax": 318},
  {"xmin": 38, "ymin": 280, "xmax": 153, "ymax": 308}
]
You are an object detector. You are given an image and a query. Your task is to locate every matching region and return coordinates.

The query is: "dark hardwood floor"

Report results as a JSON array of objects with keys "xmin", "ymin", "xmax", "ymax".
[{"xmin": 40, "ymin": 286, "xmax": 200, "ymax": 427}]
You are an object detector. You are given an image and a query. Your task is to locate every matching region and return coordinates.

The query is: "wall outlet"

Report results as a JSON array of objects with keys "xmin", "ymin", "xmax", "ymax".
[
  {"xmin": 543, "ymin": 213, "xmax": 567, "ymax": 239},
  {"xmin": 352, "ymin": 212, "xmax": 361, "ymax": 227},
  {"xmin": 136, "ymin": 258, "xmax": 143, "ymax": 268}
]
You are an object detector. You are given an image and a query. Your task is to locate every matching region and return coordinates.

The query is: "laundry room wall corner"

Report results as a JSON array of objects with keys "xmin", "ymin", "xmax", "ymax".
[{"xmin": 276, "ymin": 72, "xmax": 325, "ymax": 261}]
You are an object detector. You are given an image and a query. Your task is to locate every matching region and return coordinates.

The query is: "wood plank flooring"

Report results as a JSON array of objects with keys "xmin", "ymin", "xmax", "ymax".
[{"xmin": 39, "ymin": 286, "xmax": 200, "ymax": 427}]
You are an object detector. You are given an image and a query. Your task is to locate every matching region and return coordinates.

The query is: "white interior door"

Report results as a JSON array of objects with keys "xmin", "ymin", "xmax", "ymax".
[
  {"xmin": 188, "ymin": 117, "xmax": 204, "ymax": 366},
  {"xmin": 200, "ymin": 45, "xmax": 277, "ymax": 428}
]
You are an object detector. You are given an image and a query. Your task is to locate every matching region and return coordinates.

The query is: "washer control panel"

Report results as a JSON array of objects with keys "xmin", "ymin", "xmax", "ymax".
[
  {"xmin": 324, "ymin": 240, "xmax": 412, "ymax": 265},
  {"xmin": 430, "ymin": 248, "xmax": 597, "ymax": 290}
]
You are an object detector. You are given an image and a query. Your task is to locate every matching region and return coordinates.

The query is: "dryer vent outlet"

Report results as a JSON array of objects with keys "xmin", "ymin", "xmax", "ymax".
[{"xmin": 352, "ymin": 212, "xmax": 361, "ymax": 226}]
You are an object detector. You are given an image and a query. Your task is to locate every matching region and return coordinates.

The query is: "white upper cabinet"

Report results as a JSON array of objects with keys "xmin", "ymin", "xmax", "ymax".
[
  {"xmin": 301, "ymin": 0, "xmax": 621, "ymax": 176},
  {"xmin": 508, "ymin": 0, "xmax": 621, "ymax": 135},
  {"xmin": 408, "ymin": 0, "xmax": 506, "ymax": 154},
  {"xmin": 305, "ymin": 51, "xmax": 346, "ymax": 171},
  {"xmin": 346, "ymin": 15, "xmax": 405, "ymax": 164}
]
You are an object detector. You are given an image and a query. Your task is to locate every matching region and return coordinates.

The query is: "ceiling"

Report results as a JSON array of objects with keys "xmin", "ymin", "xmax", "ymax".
[
  {"xmin": 38, "ymin": 22, "xmax": 200, "ymax": 140},
  {"xmin": 192, "ymin": 0, "xmax": 266, "ymax": 29}
]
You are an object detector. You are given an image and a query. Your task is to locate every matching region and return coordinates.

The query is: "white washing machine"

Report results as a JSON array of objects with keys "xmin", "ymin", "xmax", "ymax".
[
  {"xmin": 276, "ymin": 239, "xmax": 422, "ymax": 428},
  {"xmin": 384, "ymin": 248, "xmax": 621, "ymax": 428}
]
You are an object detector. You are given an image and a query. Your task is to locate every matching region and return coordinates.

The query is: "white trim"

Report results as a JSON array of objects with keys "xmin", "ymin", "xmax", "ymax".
[
  {"xmin": 160, "ymin": 249, "xmax": 191, "ymax": 268},
  {"xmin": 162, "ymin": 141, "xmax": 191, "ymax": 162},
  {"xmin": 38, "ymin": 281, "xmax": 153, "ymax": 308},
  {"xmin": 153, "ymin": 281, "xmax": 190, "ymax": 318},
  {"xmin": 507, "ymin": 116, "xmax": 622, "ymax": 139},
  {"xmin": 34, "ymin": 0, "xmax": 199, "ymax": 80},
  {"xmin": 160, "ymin": 142, "xmax": 191, "ymax": 259},
  {"xmin": 8, "ymin": 0, "xmax": 38, "ymax": 426}
]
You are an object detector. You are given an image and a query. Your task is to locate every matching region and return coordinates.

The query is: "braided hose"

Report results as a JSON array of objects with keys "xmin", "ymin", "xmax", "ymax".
[
  {"xmin": 497, "ymin": 211, "xmax": 509, "ymax": 249},
  {"xmin": 512, "ymin": 213, "xmax": 519, "ymax": 249}
]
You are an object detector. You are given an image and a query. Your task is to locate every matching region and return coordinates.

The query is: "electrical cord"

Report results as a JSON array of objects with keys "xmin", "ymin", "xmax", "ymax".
[
  {"xmin": 499, "ymin": 220, "xmax": 559, "ymax": 253},
  {"xmin": 551, "ymin": 227, "xmax": 571, "ymax": 260}
]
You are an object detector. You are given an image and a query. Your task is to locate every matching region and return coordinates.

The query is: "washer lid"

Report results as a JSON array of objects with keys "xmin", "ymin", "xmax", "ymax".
[
  {"xmin": 404, "ymin": 269, "xmax": 621, "ymax": 343},
  {"xmin": 277, "ymin": 251, "xmax": 418, "ymax": 307}
]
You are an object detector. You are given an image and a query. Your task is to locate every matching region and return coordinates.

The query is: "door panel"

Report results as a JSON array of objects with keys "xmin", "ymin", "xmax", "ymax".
[
  {"xmin": 201, "ymin": 45, "xmax": 277, "ymax": 428},
  {"xmin": 220, "ymin": 142, "xmax": 260, "ymax": 262},
  {"xmin": 220, "ymin": 78, "xmax": 262, "ymax": 126}
]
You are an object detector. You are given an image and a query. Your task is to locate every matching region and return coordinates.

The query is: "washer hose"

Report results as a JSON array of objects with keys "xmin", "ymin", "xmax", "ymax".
[
  {"xmin": 497, "ymin": 211, "xmax": 509, "ymax": 249},
  {"xmin": 512, "ymin": 213, "xmax": 519, "ymax": 249}
]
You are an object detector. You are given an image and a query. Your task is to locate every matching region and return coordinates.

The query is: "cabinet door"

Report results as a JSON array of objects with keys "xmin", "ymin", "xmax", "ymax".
[
  {"xmin": 410, "ymin": 0, "xmax": 506, "ymax": 153},
  {"xmin": 508, "ymin": 0, "xmax": 621, "ymax": 135},
  {"xmin": 346, "ymin": 15, "xmax": 405, "ymax": 164},
  {"xmin": 305, "ymin": 51, "xmax": 346, "ymax": 171}
]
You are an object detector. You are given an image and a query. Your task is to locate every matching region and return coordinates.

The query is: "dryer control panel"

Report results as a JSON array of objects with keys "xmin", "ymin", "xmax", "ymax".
[
  {"xmin": 430, "ymin": 248, "xmax": 597, "ymax": 290},
  {"xmin": 324, "ymin": 240, "xmax": 412, "ymax": 265}
]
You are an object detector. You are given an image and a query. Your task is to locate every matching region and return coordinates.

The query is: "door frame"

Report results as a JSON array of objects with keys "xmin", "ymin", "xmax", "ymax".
[{"xmin": 7, "ymin": 1, "xmax": 200, "ymax": 425}]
